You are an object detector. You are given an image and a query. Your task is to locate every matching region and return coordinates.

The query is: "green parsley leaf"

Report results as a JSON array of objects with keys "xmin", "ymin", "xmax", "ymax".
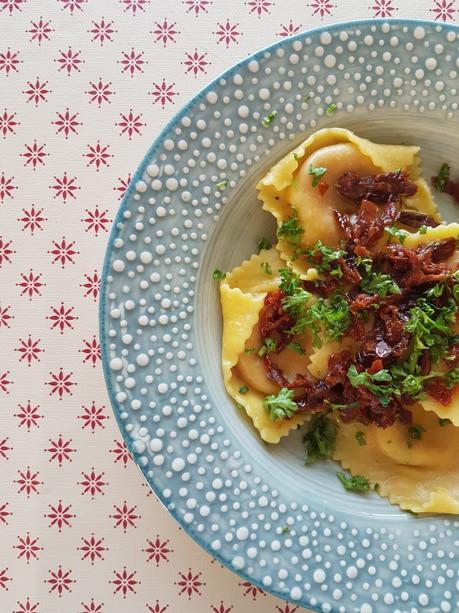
[
  {"xmin": 235, "ymin": 402, "xmax": 245, "ymax": 411},
  {"xmin": 305, "ymin": 295, "xmax": 351, "ymax": 347},
  {"xmin": 326, "ymin": 103, "xmax": 337, "ymax": 115},
  {"xmin": 439, "ymin": 418, "xmax": 452, "ymax": 427},
  {"xmin": 304, "ymin": 414, "xmax": 337, "ymax": 465},
  {"xmin": 258, "ymin": 337, "xmax": 277, "ymax": 357},
  {"xmin": 347, "ymin": 365, "xmax": 394, "ymax": 407},
  {"xmin": 281, "ymin": 525, "xmax": 290, "ymax": 534},
  {"xmin": 324, "ymin": 400, "xmax": 359, "ymax": 411},
  {"xmin": 261, "ymin": 261, "xmax": 272, "ymax": 275},
  {"xmin": 239, "ymin": 386, "xmax": 249, "ymax": 394},
  {"xmin": 277, "ymin": 213, "xmax": 305, "ymax": 257},
  {"xmin": 215, "ymin": 179, "xmax": 229, "ymax": 190},
  {"xmin": 282, "ymin": 289, "xmax": 313, "ymax": 333},
  {"xmin": 409, "ymin": 424, "xmax": 426, "ymax": 440},
  {"xmin": 337, "ymin": 472, "xmax": 371, "ymax": 492},
  {"xmin": 356, "ymin": 431, "xmax": 366, "ymax": 446},
  {"xmin": 264, "ymin": 387, "xmax": 298, "ymax": 421},
  {"xmin": 303, "ymin": 94, "xmax": 312, "ymax": 102},
  {"xmin": 305, "ymin": 240, "xmax": 344, "ymax": 276},
  {"xmin": 308, "ymin": 164, "xmax": 328, "ymax": 188},
  {"xmin": 444, "ymin": 366, "xmax": 459, "ymax": 389},
  {"xmin": 244, "ymin": 347, "xmax": 255, "ymax": 354},
  {"xmin": 385, "ymin": 226, "xmax": 409, "ymax": 244},
  {"xmin": 287, "ymin": 341, "xmax": 305, "ymax": 354},
  {"xmin": 361, "ymin": 271, "xmax": 401, "ymax": 298},
  {"xmin": 279, "ymin": 268, "xmax": 302, "ymax": 295},
  {"xmin": 419, "ymin": 225, "xmax": 428, "ymax": 234},
  {"xmin": 434, "ymin": 162, "xmax": 450, "ymax": 192},
  {"xmin": 355, "ymin": 256, "xmax": 373, "ymax": 275},
  {"xmin": 261, "ymin": 110, "xmax": 277, "ymax": 127},
  {"xmin": 293, "ymin": 152, "xmax": 300, "ymax": 161},
  {"xmin": 257, "ymin": 237, "xmax": 272, "ymax": 251},
  {"xmin": 212, "ymin": 269, "xmax": 226, "ymax": 280}
]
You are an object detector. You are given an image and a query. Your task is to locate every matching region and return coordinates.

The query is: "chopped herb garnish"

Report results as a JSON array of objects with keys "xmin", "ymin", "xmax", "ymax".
[
  {"xmin": 261, "ymin": 261, "xmax": 272, "ymax": 275},
  {"xmin": 257, "ymin": 237, "xmax": 272, "ymax": 251},
  {"xmin": 264, "ymin": 387, "xmax": 298, "ymax": 421},
  {"xmin": 212, "ymin": 269, "xmax": 226, "ymax": 280},
  {"xmin": 279, "ymin": 268, "xmax": 302, "ymax": 295},
  {"xmin": 282, "ymin": 289, "xmax": 313, "ymax": 333},
  {"xmin": 305, "ymin": 240, "xmax": 344, "ymax": 276},
  {"xmin": 293, "ymin": 152, "xmax": 300, "ymax": 160},
  {"xmin": 287, "ymin": 341, "xmax": 305, "ymax": 355},
  {"xmin": 244, "ymin": 347, "xmax": 255, "ymax": 354},
  {"xmin": 419, "ymin": 225, "xmax": 428, "ymax": 234},
  {"xmin": 239, "ymin": 386, "xmax": 249, "ymax": 394},
  {"xmin": 409, "ymin": 424, "xmax": 426, "ymax": 440},
  {"xmin": 439, "ymin": 418, "xmax": 452, "ymax": 427},
  {"xmin": 337, "ymin": 472, "xmax": 371, "ymax": 492},
  {"xmin": 356, "ymin": 431, "xmax": 366, "ymax": 446},
  {"xmin": 347, "ymin": 365, "xmax": 393, "ymax": 407},
  {"xmin": 258, "ymin": 337, "xmax": 277, "ymax": 357},
  {"xmin": 385, "ymin": 226, "xmax": 409, "ymax": 244},
  {"xmin": 374, "ymin": 483, "xmax": 380, "ymax": 492},
  {"xmin": 304, "ymin": 94, "xmax": 312, "ymax": 102},
  {"xmin": 281, "ymin": 525, "xmax": 290, "ymax": 534},
  {"xmin": 361, "ymin": 271, "xmax": 401, "ymax": 298},
  {"xmin": 434, "ymin": 162, "xmax": 450, "ymax": 192},
  {"xmin": 304, "ymin": 414, "xmax": 337, "ymax": 465},
  {"xmin": 215, "ymin": 179, "xmax": 229, "ymax": 190},
  {"xmin": 261, "ymin": 110, "xmax": 277, "ymax": 127},
  {"xmin": 304, "ymin": 294, "xmax": 351, "ymax": 347},
  {"xmin": 277, "ymin": 213, "xmax": 305, "ymax": 258},
  {"xmin": 444, "ymin": 366, "xmax": 459, "ymax": 388},
  {"xmin": 308, "ymin": 164, "xmax": 328, "ymax": 188},
  {"xmin": 324, "ymin": 400, "xmax": 359, "ymax": 411},
  {"xmin": 235, "ymin": 402, "xmax": 244, "ymax": 411},
  {"xmin": 326, "ymin": 102, "xmax": 337, "ymax": 115}
]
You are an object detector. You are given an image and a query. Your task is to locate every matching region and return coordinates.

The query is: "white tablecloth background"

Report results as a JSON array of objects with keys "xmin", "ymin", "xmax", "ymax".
[{"xmin": 0, "ymin": 1, "xmax": 456, "ymax": 612}]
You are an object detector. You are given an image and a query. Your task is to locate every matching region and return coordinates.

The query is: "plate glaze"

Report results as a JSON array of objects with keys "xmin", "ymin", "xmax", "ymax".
[{"xmin": 100, "ymin": 19, "xmax": 459, "ymax": 613}]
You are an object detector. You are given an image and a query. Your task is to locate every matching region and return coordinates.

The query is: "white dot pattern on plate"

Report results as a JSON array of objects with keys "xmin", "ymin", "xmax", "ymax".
[{"xmin": 101, "ymin": 21, "xmax": 459, "ymax": 613}]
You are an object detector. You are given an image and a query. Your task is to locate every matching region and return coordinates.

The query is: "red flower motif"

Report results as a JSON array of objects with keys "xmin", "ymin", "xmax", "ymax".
[
  {"xmin": 47, "ymin": 303, "xmax": 78, "ymax": 333},
  {"xmin": 371, "ymin": 0, "xmax": 396, "ymax": 16},
  {"xmin": 211, "ymin": 604, "xmax": 233, "ymax": 613},
  {"xmin": 79, "ymin": 469, "xmax": 107, "ymax": 497},
  {"xmin": 113, "ymin": 173, "xmax": 132, "ymax": 199},
  {"xmin": 46, "ymin": 566, "xmax": 74, "ymax": 596},
  {"xmin": 0, "ymin": 568, "xmax": 11, "ymax": 590},
  {"xmin": 0, "ymin": 501, "xmax": 11, "ymax": 524},
  {"xmin": 47, "ymin": 368, "xmax": 76, "ymax": 399},
  {"xmin": 15, "ymin": 335, "xmax": 43, "ymax": 366},
  {"xmin": 175, "ymin": 569, "xmax": 205, "ymax": 599},
  {"xmin": 83, "ymin": 142, "xmax": 112, "ymax": 170},
  {"xmin": 86, "ymin": 78, "xmax": 114, "ymax": 106},
  {"xmin": 81, "ymin": 206, "xmax": 111, "ymax": 235},
  {"xmin": 110, "ymin": 440, "xmax": 132, "ymax": 467},
  {"xmin": 0, "ymin": 49, "xmax": 21, "ymax": 75},
  {"xmin": 278, "ymin": 20, "xmax": 302, "ymax": 36},
  {"xmin": 21, "ymin": 141, "xmax": 47, "ymax": 170},
  {"xmin": 14, "ymin": 598, "xmax": 40, "ymax": 613},
  {"xmin": 110, "ymin": 567, "xmax": 139, "ymax": 597},
  {"xmin": 18, "ymin": 206, "xmax": 47, "ymax": 234},
  {"xmin": 0, "ymin": 371, "xmax": 12, "ymax": 393},
  {"xmin": 120, "ymin": 0, "xmax": 149, "ymax": 14},
  {"xmin": 246, "ymin": 0, "xmax": 272, "ymax": 15},
  {"xmin": 149, "ymin": 80, "xmax": 178, "ymax": 108},
  {"xmin": 45, "ymin": 435, "xmax": 76, "ymax": 465},
  {"xmin": 0, "ymin": 172, "xmax": 16, "ymax": 201},
  {"xmin": 0, "ymin": 0, "xmax": 25, "ymax": 14},
  {"xmin": 215, "ymin": 20, "xmax": 241, "ymax": 47},
  {"xmin": 119, "ymin": 49, "xmax": 146, "ymax": 76},
  {"xmin": 143, "ymin": 536, "xmax": 172, "ymax": 565},
  {"xmin": 45, "ymin": 500, "xmax": 75, "ymax": 530},
  {"xmin": 81, "ymin": 270, "xmax": 100, "ymax": 301},
  {"xmin": 79, "ymin": 402, "xmax": 108, "ymax": 432},
  {"xmin": 110, "ymin": 502, "xmax": 140, "ymax": 532},
  {"xmin": 276, "ymin": 604, "xmax": 298, "ymax": 613},
  {"xmin": 48, "ymin": 237, "xmax": 79, "ymax": 267},
  {"xmin": 0, "ymin": 237, "xmax": 15, "ymax": 266},
  {"xmin": 15, "ymin": 401, "xmax": 43, "ymax": 430},
  {"xmin": 27, "ymin": 17, "xmax": 53, "ymax": 44},
  {"xmin": 183, "ymin": 49, "xmax": 209, "ymax": 77},
  {"xmin": 59, "ymin": 0, "xmax": 86, "ymax": 12},
  {"xmin": 116, "ymin": 110, "xmax": 145, "ymax": 139},
  {"xmin": 80, "ymin": 599, "xmax": 104, "ymax": 613},
  {"xmin": 24, "ymin": 78, "xmax": 51, "ymax": 106},
  {"xmin": 151, "ymin": 19, "xmax": 178, "ymax": 46},
  {"xmin": 55, "ymin": 47, "xmax": 83, "ymax": 75},
  {"xmin": 308, "ymin": 0, "xmax": 335, "ymax": 18},
  {"xmin": 17, "ymin": 270, "xmax": 45, "ymax": 299},
  {"xmin": 15, "ymin": 467, "xmax": 42, "ymax": 496},
  {"xmin": 80, "ymin": 336, "xmax": 101, "ymax": 366},
  {"xmin": 0, "ymin": 109, "xmax": 19, "ymax": 138},
  {"xmin": 431, "ymin": 0, "xmax": 456, "ymax": 20},
  {"xmin": 184, "ymin": 0, "xmax": 211, "ymax": 15},
  {"xmin": 89, "ymin": 17, "xmax": 116, "ymax": 44},
  {"xmin": 239, "ymin": 581, "xmax": 265, "ymax": 600},
  {"xmin": 0, "ymin": 305, "xmax": 13, "ymax": 328},
  {"xmin": 14, "ymin": 533, "xmax": 42, "ymax": 563},
  {"xmin": 78, "ymin": 534, "xmax": 107, "ymax": 563},
  {"xmin": 52, "ymin": 109, "xmax": 81, "ymax": 138},
  {"xmin": 147, "ymin": 603, "xmax": 169, "ymax": 613},
  {"xmin": 0, "ymin": 436, "xmax": 11, "ymax": 459},
  {"xmin": 50, "ymin": 172, "xmax": 79, "ymax": 201}
]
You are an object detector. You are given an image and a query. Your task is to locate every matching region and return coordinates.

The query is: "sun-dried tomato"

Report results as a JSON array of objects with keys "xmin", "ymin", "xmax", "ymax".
[
  {"xmin": 336, "ymin": 170, "xmax": 417, "ymax": 205},
  {"xmin": 425, "ymin": 377, "xmax": 453, "ymax": 405},
  {"xmin": 259, "ymin": 290, "xmax": 294, "ymax": 350},
  {"xmin": 398, "ymin": 210, "xmax": 438, "ymax": 228}
]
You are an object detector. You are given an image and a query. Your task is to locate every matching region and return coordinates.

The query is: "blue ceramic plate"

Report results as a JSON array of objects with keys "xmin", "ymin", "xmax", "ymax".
[{"xmin": 100, "ymin": 19, "xmax": 459, "ymax": 613}]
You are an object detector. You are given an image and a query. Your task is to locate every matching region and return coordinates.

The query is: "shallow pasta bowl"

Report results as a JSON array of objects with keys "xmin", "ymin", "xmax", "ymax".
[{"xmin": 100, "ymin": 19, "xmax": 459, "ymax": 613}]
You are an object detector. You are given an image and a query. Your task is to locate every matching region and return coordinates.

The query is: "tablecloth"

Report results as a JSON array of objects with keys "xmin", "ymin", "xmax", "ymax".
[{"xmin": 0, "ymin": 1, "xmax": 456, "ymax": 612}]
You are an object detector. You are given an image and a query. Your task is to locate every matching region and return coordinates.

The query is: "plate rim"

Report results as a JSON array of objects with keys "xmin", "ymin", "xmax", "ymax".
[{"xmin": 99, "ymin": 17, "xmax": 459, "ymax": 613}]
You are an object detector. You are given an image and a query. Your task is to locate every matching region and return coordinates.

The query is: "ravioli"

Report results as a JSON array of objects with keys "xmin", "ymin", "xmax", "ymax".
[
  {"xmin": 257, "ymin": 127, "xmax": 439, "ymax": 275},
  {"xmin": 334, "ymin": 404, "xmax": 459, "ymax": 513},
  {"xmin": 220, "ymin": 249, "xmax": 310, "ymax": 443}
]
